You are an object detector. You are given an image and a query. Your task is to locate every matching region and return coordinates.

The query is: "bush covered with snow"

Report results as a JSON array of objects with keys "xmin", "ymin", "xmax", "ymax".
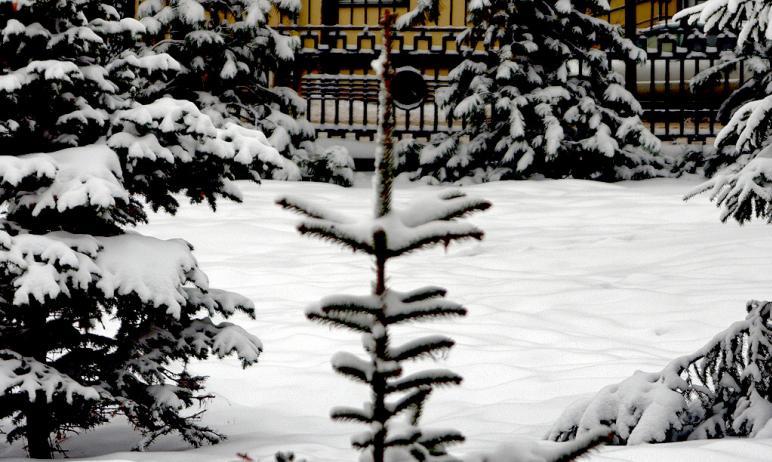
[
  {"xmin": 541, "ymin": 0, "xmax": 772, "ymax": 447},
  {"xmin": 398, "ymin": 0, "xmax": 665, "ymax": 183},
  {"xmin": 548, "ymin": 300, "xmax": 772, "ymax": 445},
  {"xmin": 137, "ymin": 0, "xmax": 322, "ymax": 181},
  {"xmin": 298, "ymin": 145, "xmax": 355, "ymax": 187}
]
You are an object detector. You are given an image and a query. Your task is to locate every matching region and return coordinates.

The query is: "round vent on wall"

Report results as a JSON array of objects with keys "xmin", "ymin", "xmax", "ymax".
[{"xmin": 392, "ymin": 67, "xmax": 427, "ymax": 110}]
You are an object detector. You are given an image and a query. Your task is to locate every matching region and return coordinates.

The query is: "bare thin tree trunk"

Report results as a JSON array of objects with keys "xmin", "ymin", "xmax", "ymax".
[
  {"xmin": 374, "ymin": 11, "xmax": 396, "ymax": 219},
  {"xmin": 371, "ymin": 11, "xmax": 398, "ymax": 462}
]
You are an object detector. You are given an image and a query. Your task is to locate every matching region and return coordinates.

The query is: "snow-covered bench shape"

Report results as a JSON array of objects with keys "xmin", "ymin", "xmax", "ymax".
[{"xmin": 548, "ymin": 300, "xmax": 772, "ymax": 444}]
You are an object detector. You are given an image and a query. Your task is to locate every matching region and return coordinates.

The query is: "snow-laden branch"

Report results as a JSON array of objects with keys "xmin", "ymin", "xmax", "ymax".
[
  {"xmin": 278, "ymin": 190, "xmax": 490, "ymax": 258},
  {"xmin": 548, "ymin": 300, "xmax": 772, "ymax": 444},
  {"xmin": 0, "ymin": 350, "xmax": 101, "ymax": 404}
]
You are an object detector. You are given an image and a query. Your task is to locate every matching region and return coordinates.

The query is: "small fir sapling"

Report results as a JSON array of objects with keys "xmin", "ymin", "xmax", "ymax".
[
  {"xmin": 278, "ymin": 11, "xmax": 491, "ymax": 462},
  {"xmin": 398, "ymin": 0, "xmax": 664, "ymax": 183},
  {"xmin": 278, "ymin": 12, "xmax": 611, "ymax": 462},
  {"xmin": 300, "ymin": 145, "xmax": 356, "ymax": 187}
]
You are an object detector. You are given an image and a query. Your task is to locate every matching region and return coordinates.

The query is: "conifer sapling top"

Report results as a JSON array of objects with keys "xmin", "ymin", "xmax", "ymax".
[{"xmin": 278, "ymin": 11, "xmax": 491, "ymax": 462}]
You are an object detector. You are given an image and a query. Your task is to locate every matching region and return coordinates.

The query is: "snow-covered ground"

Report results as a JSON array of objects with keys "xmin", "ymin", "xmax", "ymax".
[{"xmin": 3, "ymin": 176, "xmax": 772, "ymax": 461}]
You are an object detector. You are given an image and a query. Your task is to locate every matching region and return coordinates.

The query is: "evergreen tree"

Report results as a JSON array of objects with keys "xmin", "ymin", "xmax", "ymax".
[
  {"xmin": 545, "ymin": 1, "xmax": 772, "ymax": 446},
  {"xmin": 0, "ymin": 0, "xmax": 163, "ymax": 155},
  {"xmin": 399, "ymin": 0, "xmax": 664, "ymax": 182},
  {"xmin": 676, "ymin": 0, "xmax": 772, "ymax": 223},
  {"xmin": 0, "ymin": 0, "xmax": 275, "ymax": 457},
  {"xmin": 278, "ymin": 12, "xmax": 491, "ymax": 462},
  {"xmin": 548, "ymin": 300, "xmax": 772, "ymax": 443},
  {"xmin": 137, "ymin": 0, "xmax": 317, "ymax": 180},
  {"xmin": 547, "ymin": 2, "xmax": 772, "ymax": 446}
]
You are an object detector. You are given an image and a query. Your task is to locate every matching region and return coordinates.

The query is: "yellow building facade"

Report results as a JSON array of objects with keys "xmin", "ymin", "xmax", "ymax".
[
  {"xmin": 272, "ymin": 0, "xmax": 681, "ymax": 29},
  {"xmin": 269, "ymin": 0, "xmax": 683, "ymax": 77}
]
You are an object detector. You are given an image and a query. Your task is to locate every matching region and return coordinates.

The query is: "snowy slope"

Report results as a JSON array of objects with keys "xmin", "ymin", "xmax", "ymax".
[{"xmin": 2, "ymin": 177, "xmax": 771, "ymax": 461}]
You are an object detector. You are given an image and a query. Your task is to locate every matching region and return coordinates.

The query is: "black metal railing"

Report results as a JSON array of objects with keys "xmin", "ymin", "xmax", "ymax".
[{"xmin": 277, "ymin": 0, "xmax": 744, "ymax": 143}]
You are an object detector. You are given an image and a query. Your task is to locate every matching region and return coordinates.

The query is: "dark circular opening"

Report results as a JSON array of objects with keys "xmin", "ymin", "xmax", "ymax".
[{"xmin": 392, "ymin": 67, "xmax": 427, "ymax": 110}]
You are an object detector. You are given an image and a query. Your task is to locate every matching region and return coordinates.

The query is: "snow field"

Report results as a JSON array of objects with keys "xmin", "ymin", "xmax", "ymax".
[{"xmin": 4, "ymin": 176, "xmax": 771, "ymax": 461}]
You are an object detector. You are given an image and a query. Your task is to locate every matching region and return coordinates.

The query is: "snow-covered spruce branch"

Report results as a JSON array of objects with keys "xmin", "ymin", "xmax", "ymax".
[
  {"xmin": 676, "ymin": 0, "xmax": 772, "ymax": 222},
  {"xmin": 548, "ymin": 300, "xmax": 772, "ymax": 444},
  {"xmin": 684, "ymin": 148, "xmax": 772, "ymax": 223},
  {"xmin": 0, "ymin": 350, "xmax": 101, "ymax": 404},
  {"xmin": 278, "ymin": 192, "xmax": 489, "ymax": 257},
  {"xmin": 135, "ymin": 0, "xmax": 332, "ymax": 182},
  {"xmin": 472, "ymin": 428, "xmax": 611, "ymax": 462},
  {"xmin": 395, "ymin": 0, "xmax": 440, "ymax": 29},
  {"xmin": 108, "ymin": 97, "xmax": 299, "ymax": 213},
  {"xmin": 674, "ymin": 0, "xmax": 772, "ymax": 48}
]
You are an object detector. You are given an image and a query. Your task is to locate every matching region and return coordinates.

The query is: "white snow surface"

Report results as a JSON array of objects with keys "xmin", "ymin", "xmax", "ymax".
[{"xmin": 2, "ymin": 177, "xmax": 772, "ymax": 461}]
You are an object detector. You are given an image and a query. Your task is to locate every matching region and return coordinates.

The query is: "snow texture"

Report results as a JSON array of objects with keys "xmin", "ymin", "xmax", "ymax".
[{"xmin": 1, "ymin": 178, "xmax": 769, "ymax": 460}]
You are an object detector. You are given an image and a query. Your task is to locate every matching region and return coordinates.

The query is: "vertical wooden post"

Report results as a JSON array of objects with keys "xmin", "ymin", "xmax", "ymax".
[
  {"xmin": 321, "ymin": 0, "xmax": 338, "ymax": 26},
  {"xmin": 625, "ymin": 0, "xmax": 638, "ymax": 94}
]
